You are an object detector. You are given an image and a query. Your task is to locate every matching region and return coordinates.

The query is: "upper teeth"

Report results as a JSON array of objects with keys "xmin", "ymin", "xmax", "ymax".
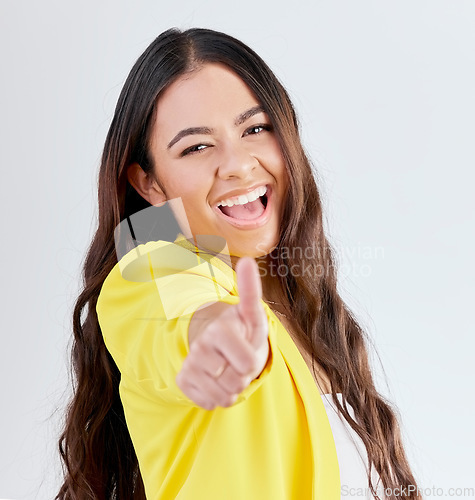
[{"xmin": 217, "ymin": 185, "xmax": 267, "ymax": 207}]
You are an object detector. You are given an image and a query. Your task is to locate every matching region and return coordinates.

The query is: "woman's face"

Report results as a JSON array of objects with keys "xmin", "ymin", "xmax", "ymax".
[{"xmin": 147, "ymin": 62, "xmax": 288, "ymax": 258}]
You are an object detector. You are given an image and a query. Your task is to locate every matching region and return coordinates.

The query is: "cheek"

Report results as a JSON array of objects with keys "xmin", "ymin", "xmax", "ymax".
[
  {"xmin": 272, "ymin": 155, "xmax": 289, "ymax": 188},
  {"xmin": 168, "ymin": 183, "xmax": 209, "ymax": 214},
  {"xmin": 158, "ymin": 171, "xmax": 200, "ymax": 201},
  {"xmin": 266, "ymin": 140, "xmax": 287, "ymax": 174}
]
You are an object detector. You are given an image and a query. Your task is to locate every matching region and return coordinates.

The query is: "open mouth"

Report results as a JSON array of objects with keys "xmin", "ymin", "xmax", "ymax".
[
  {"xmin": 218, "ymin": 192, "xmax": 268, "ymax": 219},
  {"xmin": 214, "ymin": 185, "xmax": 272, "ymax": 227}
]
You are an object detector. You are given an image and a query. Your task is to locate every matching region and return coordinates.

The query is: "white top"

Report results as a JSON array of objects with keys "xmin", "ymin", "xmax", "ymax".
[{"xmin": 321, "ymin": 393, "xmax": 384, "ymax": 499}]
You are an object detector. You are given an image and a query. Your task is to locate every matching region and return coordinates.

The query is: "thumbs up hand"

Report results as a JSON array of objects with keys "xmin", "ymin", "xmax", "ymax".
[{"xmin": 176, "ymin": 257, "xmax": 270, "ymax": 411}]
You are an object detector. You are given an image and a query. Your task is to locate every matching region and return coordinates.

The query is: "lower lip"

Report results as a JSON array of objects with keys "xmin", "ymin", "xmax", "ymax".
[{"xmin": 213, "ymin": 185, "xmax": 273, "ymax": 229}]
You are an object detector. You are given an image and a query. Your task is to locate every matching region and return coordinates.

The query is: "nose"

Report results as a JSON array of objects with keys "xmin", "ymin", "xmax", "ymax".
[{"xmin": 216, "ymin": 139, "xmax": 259, "ymax": 180}]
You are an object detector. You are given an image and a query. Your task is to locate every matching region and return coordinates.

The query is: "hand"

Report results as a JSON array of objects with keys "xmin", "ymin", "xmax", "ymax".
[{"xmin": 176, "ymin": 257, "xmax": 269, "ymax": 410}]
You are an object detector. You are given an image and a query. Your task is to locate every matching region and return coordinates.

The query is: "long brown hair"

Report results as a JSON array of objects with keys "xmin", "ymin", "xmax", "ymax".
[{"xmin": 56, "ymin": 27, "xmax": 420, "ymax": 499}]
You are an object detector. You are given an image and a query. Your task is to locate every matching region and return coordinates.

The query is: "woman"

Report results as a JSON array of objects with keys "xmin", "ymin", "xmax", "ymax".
[{"xmin": 56, "ymin": 27, "xmax": 421, "ymax": 499}]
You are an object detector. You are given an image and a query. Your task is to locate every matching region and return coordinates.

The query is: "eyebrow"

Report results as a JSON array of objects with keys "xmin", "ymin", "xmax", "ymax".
[{"xmin": 166, "ymin": 105, "xmax": 266, "ymax": 150}]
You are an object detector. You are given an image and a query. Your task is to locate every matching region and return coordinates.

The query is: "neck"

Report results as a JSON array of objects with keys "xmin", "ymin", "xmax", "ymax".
[{"xmin": 182, "ymin": 237, "xmax": 286, "ymax": 305}]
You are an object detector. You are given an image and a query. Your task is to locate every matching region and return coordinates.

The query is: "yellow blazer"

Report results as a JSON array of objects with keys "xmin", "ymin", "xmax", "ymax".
[{"xmin": 96, "ymin": 236, "xmax": 340, "ymax": 499}]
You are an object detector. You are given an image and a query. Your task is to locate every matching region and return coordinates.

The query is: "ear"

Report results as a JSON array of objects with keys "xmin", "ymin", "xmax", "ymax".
[{"xmin": 127, "ymin": 163, "xmax": 167, "ymax": 207}]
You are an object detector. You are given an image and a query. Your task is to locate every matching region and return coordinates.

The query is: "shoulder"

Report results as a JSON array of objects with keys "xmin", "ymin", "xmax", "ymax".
[{"xmin": 97, "ymin": 238, "xmax": 239, "ymax": 328}]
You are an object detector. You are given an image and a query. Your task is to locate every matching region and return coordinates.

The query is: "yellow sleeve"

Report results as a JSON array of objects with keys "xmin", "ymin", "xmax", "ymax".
[{"xmin": 96, "ymin": 241, "xmax": 277, "ymax": 407}]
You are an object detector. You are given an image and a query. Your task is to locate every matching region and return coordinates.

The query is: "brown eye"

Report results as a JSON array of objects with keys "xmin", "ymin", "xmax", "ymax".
[
  {"xmin": 181, "ymin": 144, "xmax": 210, "ymax": 157},
  {"xmin": 244, "ymin": 124, "xmax": 272, "ymax": 136}
]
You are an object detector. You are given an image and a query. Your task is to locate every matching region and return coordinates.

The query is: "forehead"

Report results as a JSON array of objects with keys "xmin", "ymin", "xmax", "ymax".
[{"xmin": 151, "ymin": 63, "xmax": 262, "ymax": 142}]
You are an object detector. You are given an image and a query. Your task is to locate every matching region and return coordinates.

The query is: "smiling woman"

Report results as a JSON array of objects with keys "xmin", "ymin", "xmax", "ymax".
[
  {"xmin": 56, "ymin": 27, "xmax": 421, "ymax": 500},
  {"xmin": 127, "ymin": 63, "xmax": 288, "ymax": 258}
]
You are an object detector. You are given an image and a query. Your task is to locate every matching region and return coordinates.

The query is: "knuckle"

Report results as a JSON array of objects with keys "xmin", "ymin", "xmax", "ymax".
[
  {"xmin": 180, "ymin": 357, "xmax": 190, "ymax": 373},
  {"xmin": 176, "ymin": 368, "xmax": 188, "ymax": 386},
  {"xmin": 177, "ymin": 375, "xmax": 192, "ymax": 393},
  {"xmin": 249, "ymin": 353, "xmax": 262, "ymax": 373},
  {"xmin": 199, "ymin": 401, "xmax": 213, "ymax": 411},
  {"xmin": 185, "ymin": 356, "xmax": 201, "ymax": 373},
  {"xmin": 195, "ymin": 393, "xmax": 215, "ymax": 411},
  {"xmin": 241, "ymin": 356, "xmax": 257, "ymax": 375},
  {"xmin": 192, "ymin": 336, "xmax": 209, "ymax": 355},
  {"xmin": 234, "ymin": 381, "xmax": 246, "ymax": 394},
  {"xmin": 204, "ymin": 402, "xmax": 216, "ymax": 411},
  {"xmin": 223, "ymin": 373, "xmax": 251, "ymax": 394},
  {"xmin": 200, "ymin": 325, "xmax": 222, "ymax": 347},
  {"xmin": 233, "ymin": 377, "xmax": 248, "ymax": 393},
  {"xmin": 221, "ymin": 394, "xmax": 237, "ymax": 407}
]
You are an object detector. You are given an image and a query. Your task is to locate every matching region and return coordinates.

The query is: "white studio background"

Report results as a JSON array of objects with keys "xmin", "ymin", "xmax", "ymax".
[{"xmin": 1, "ymin": 1, "xmax": 474, "ymax": 498}]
